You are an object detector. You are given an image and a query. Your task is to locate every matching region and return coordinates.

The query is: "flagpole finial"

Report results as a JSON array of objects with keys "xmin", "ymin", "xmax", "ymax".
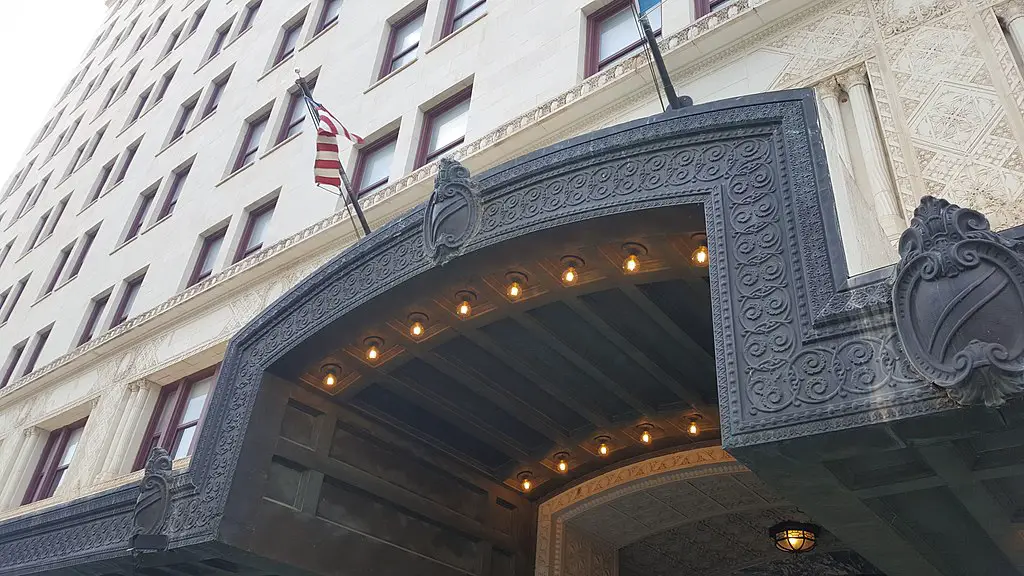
[{"xmin": 294, "ymin": 68, "xmax": 302, "ymax": 78}]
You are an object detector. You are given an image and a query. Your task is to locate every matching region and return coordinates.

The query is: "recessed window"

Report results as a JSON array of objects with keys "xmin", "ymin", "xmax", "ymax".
[
  {"xmin": 25, "ymin": 209, "xmax": 52, "ymax": 252},
  {"xmin": 353, "ymin": 132, "xmax": 397, "ymax": 195},
  {"xmin": 0, "ymin": 240, "xmax": 14, "ymax": 269},
  {"xmin": 67, "ymin": 228, "xmax": 98, "ymax": 281},
  {"xmin": 0, "ymin": 340, "xmax": 26, "ymax": 389},
  {"xmin": 442, "ymin": 0, "xmax": 485, "ymax": 37},
  {"xmin": 154, "ymin": 65, "xmax": 178, "ymax": 103},
  {"xmin": 417, "ymin": 87, "xmax": 471, "ymax": 167},
  {"xmin": 120, "ymin": 66, "xmax": 139, "ymax": 96},
  {"xmin": 234, "ymin": 113, "xmax": 269, "ymax": 171},
  {"xmin": 78, "ymin": 291, "xmax": 109, "ymax": 346},
  {"xmin": 151, "ymin": 12, "xmax": 167, "ymax": 40},
  {"xmin": 278, "ymin": 81, "xmax": 315, "ymax": 143},
  {"xmin": 208, "ymin": 21, "xmax": 231, "ymax": 59},
  {"xmin": 111, "ymin": 273, "xmax": 145, "ymax": 328},
  {"xmin": 135, "ymin": 368, "xmax": 218, "ymax": 468},
  {"xmin": 20, "ymin": 325, "xmax": 52, "ymax": 376},
  {"xmin": 113, "ymin": 141, "xmax": 140, "ymax": 185},
  {"xmin": 100, "ymin": 84, "xmax": 119, "ymax": 112},
  {"xmin": 1, "ymin": 276, "xmax": 29, "ymax": 324},
  {"xmin": 86, "ymin": 158, "xmax": 116, "ymax": 205},
  {"xmin": 124, "ymin": 190, "xmax": 155, "ymax": 243},
  {"xmin": 163, "ymin": 24, "xmax": 184, "ymax": 57},
  {"xmin": 203, "ymin": 74, "xmax": 230, "ymax": 118},
  {"xmin": 234, "ymin": 199, "xmax": 276, "ymax": 261},
  {"xmin": 316, "ymin": 0, "xmax": 342, "ymax": 32},
  {"xmin": 42, "ymin": 195, "xmax": 70, "ymax": 239},
  {"xmin": 84, "ymin": 125, "xmax": 107, "ymax": 162},
  {"xmin": 275, "ymin": 19, "xmax": 304, "ymax": 65},
  {"xmin": 586, "ymin": 0, "xmax": 661, "ymax": 77},
  {"xmin": 158, "ymin": 163, "xmax": 191, "ymax": 219},
  {"xmin": 189, "ymin": 4, "xmax": 207, "ymax": 34},
  {"xmin": 170, "ymin": 98, "xmax": 197, "ymax": 141},
  {"xmin": 43, "ymin": 245, "xmax": 73, "ymax": 296},
  {"xmin": 239, "ymin": 0, "xmax": 261, "ymax": 33},
  {"xmin": 696, "ymin": 0, "xmax": 734, "ymax": 16},
  {"xmin": 128, "ymin": 86, "xmax": 153, "ymax": 124},
  {"xmin": 380, "ymin": 7, "xmax": 424, "ymax": 78},
  {"xmin": 23, "ymin": 420, "xmax": 87, "ymax": 504},
  {"xmin": 66, "ymin": 143, "xmax": 88, "ymax": 176},
  {"xmin": 189, "ymin": 227, "xmax": 226, "ymax": 286}
]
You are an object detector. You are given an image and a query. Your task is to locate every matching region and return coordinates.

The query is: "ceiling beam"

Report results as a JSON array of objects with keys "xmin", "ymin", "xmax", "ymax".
[
  {"xmin": 564, "ymin": 296, "xmax": 712, "ymax": 414},
  {"xmin": 620, "ymin": 283, "xmax": 715, "ymax": 367}
]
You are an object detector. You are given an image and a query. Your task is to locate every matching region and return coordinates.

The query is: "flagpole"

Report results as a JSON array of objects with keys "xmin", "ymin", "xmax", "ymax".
[{"xmin": 294, "ymin": 73, "xmax": 372, "ymax": 236}]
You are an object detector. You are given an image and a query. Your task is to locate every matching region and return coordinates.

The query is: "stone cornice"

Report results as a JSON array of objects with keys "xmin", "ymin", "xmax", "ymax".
[{"xmin": 0, "ymin": 0, "xmax": 819, "ymax": 409}]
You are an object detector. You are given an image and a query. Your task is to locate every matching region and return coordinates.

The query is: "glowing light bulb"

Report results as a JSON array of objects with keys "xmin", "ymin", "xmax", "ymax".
[
  {"xmin": 555, "ymin": 453, "xmax": 569, "ymax": 473},
  {"xmin": 521, "ymin": 477, "xmax": 532, "ymax": 492},
  {"xmin": 562, "ymin": 266, "xmax": 577, "ymax": 285},
  {"xmin": 507, "ymin": 281, "xmax": 522, "ymax": 299},
  {"xmin": 691, "ymin": 244, "xmax": 709, "ymax": 267},
  {"xmin": 641, "ymin": 429, "xmax": 652, "ymax": 444},
  {"xmin": 457, "ymin": 300, "xmax": 472, "ymax": 317},
  {"xmin": 598, "ymin": 441, "xmax": 609, "ymax": 456},
  {"xmin": 623, "ymin": 254, "xmax": 639, "ymax": 273},
  {"xmin": 410, "ymin": 321, "xmax": 424, "ymax": 337},
  {"xmin": 366, "ymin": 346, "xmax": 379, "ymax": 361},
  {"xmin": 688, "ymin": 419, "xmax": 699, "ymax": 436},
  {"xmin": 323, "ymin": 372, "xmax": 336, "ymax": 387},
  {"xmin": 788, "ymin": 536, "xmax": 801, "ymax": 549}
]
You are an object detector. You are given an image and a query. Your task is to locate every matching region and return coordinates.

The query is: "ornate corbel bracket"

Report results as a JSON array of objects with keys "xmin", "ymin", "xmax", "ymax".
[
  {"xmin": 892, "ymin": 196, "xmax": 1024, "ymax": 407},
  {"xmin": 423, "ymin": 158, "xmax": 482, "ymax": 266},
  {"xmin": 130, "ymin": 447, "xmax": 172, "ymax": 553}
]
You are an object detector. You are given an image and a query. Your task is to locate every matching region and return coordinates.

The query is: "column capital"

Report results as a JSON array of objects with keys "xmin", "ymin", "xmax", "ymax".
[
  {"xmin": 817, "ymin": 78, "xmax": 844, "ymax": 100},
  {"xmin": 128, "ymin": 378, "xmax": 159, "ymax": 393},
  {"xmin": 22, "ymin": 426, "xmax": 43, "ymax": 438},
  {"xmin": 838, "ymin": 64, "xmax": 869, "ymax": 91},
  {"xmin": 998, "ymin": 0, "xmax": 1024, "ymax": 24}
]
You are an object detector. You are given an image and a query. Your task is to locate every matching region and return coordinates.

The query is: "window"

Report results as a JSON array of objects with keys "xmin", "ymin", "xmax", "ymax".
[
  {"xmin": 316, "ymin": 0, "xmax": 342, "ymax": 32},
  {"xmin": 380, "ymin": 8, "xmax": 425, "ymax": 78},
  {"xmin": 23, "ymin": 174, "xmax": 49, "ymax": 214},
  {"xmin": 203, "ymin": 73, "xmax": 229, "ymax": 117},
  {"xmin": 25, "ymin": 210, "xmax": 52, "ymax": 252},
  {"xmin": 85, "ymin": 125, "xmax": 107, "ymax": 162},
  {"xmin": 695, "ymin": 0, "xmax": 734, "ymax": 17},
  {"xmin": 111, "ymin": 273, "xmax": 145, "ymax": 327},
  {"xmin": 234, "ymin": 199, "xmax": 276, "ymax": 261},
  {"xmin": 0, "ymin": 340, "xmax": 25, "ymax": 389},
  {"xmin": 0, "ymin": 240, "xmax": 13, "ymax": 268},
  {"xmin": 154, "ymin": 65, "xmax": 177, "ymax": 103},
  {"xmin": 86, "ymin": 158, "xmax": 116, "ymax": 205},
  {"xmin": 42, "ymin": 195, "xmax": 70, "ymax": 238},
  {"xmin": 23, "ymin": 420, "xmax": 87, "ymax": 504},
  {"xmin": 189, "ymin": 4, "xmax": 207, "ymax": 34},
  {"xmin": 417, "ymin": 88, "xmax": 471, "ymax": 167},
  {"xmin": 277, "ymin": 86, "xmax": 310, "ymax": 143},
  {"xmin": 21, "ymin": 326, "xmax": 51, "ymax": 376},
  {"xmin": 353, "ymin": 132, "xmax": 397, "ymax": 195},
  {"xmin": 163, "ymin": 24, "xmax": 184, "ymax": 57},
  {"xmin": 1, "ymin": 276, "xmax": 29, "ymax": 324},
  {"xmin": 239, "ymin": 1, "xmax": 261, "ymax": 33},
  {"xmin": 586, "ymin": 1, "xmax": 661, "ymax": 76},
  {"xmin": 189, "ymin": 227, "xmax": 226, "ymax": 286},
  {"xmin": 120, "ymin": 66, "xmax": 139, "ymax": 96},
  {"xmin": 42, "ymin": 243, "xmax": 75, "ymax": 296},
  {"xmin": 124, "ymin": 189, "xmax": 155, "ymax": 242},
  {"xmin": 78, "ymin": 292, "xmax": 109, "ymax": 346},
  {"xmin": 150, "ymin": 12, "xmax": 167, "ymax": 40},
  {"xmin": 66, "ymin": 143, "xmax": 87, "ymax": 176},
  {"xmin": 100, "ymin": 84, "xmax": 119, "ymax": 112},
  {"xmin": 158, "ymin": 163, "xmax": 191, "ymax": 218},
  {"xmin": 275, "ymin": 20, "xmax": 303, "ymax": 65},
  {"xmin": 134, "ymin": 368, "xmax": 217, "ymax": 469},
  {"xmin": 67, "ymin": 228, "xmax": 97, "ymax": 280},
  {"xmin": 129, "ymin": 28, "xmax": 147, "ymax": 56},
  {"xmin": 113, "ymin": 140, "xmax": 140, "ymax": 185},
  {"xmin": 128, "ymin": 85, "xmax": 153, "ymax": 123},
  {"xmin": 234, "ymin": 113, "xmax": 269, "ymax": 170},
  {"xmin": 442, "ymin": 0, "xmax": 485, "ymax": 37},
  {"xmin": 208, "ymin": 21, "xmax": 231, "ymax": 59},
  {"xmin": 170, "ymin": 98, "xmax": 197, "ymax": 141}
]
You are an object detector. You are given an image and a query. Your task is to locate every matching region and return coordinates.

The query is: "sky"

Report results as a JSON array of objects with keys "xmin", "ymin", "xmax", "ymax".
[{"xmin": 0, "ymin": 1, "xmax": 106, "ymax": 182}]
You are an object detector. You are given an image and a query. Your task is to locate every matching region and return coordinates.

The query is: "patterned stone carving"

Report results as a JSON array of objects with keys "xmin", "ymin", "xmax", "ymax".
[
  {"xmin": 870, "ymin": 0, "xmax": 959, "ymax": 37},
  {"xmin": 893, "ymin": 196, "xmax": 1024, "ymax": 406},
  {"xmin": 423, "ymin": 158, "xmax": 481, "ymax": 265},
  {"xmin": 131, "ymin": 447, "xmax": 172, "ymax": 551}
]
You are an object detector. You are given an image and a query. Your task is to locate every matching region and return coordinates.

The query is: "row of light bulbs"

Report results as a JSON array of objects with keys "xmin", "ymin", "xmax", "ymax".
[
  {"xmin": 319, "ymin": 239, "xmax": 712, "ymax": 379},
  {"xmin": 517, "ymin": 419, "xmax": 702, "ymax": 492}
]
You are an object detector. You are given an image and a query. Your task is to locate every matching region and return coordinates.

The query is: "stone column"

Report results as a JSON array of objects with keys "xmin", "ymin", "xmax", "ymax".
[
  {"xmin": 0, "ymin": 427, "xmax": 46, "ymax": 510},
  {"xmin": 97, "ymin": 379, "xmax": 160, "ymax": 482},
  {"xmin": 0, "ymin": 432, "xmax": 27, "ymax": 495},
  {"xmin": 816, "ymin": 79, "xmax": 853, "ymax": 170},
  {"xmin": 838, "ymin": 65, "xmax": 905, "ymax": 239},
  {"xmin": 1002, "ymin": 2, "xmax": 1024, "ymax": 55}
]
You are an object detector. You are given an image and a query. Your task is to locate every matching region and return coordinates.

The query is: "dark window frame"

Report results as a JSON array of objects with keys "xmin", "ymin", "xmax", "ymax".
[
  {"xmin": 189, "ymin": 227, "xmax": 227, "ymax": 286},
  {"xmin": 170, "ymin": 99, "xmax": 197, "ymax": 142},
  {"xmin": 276, "ymin": 85, "xmax": 312, "ymax": 143},
  {"xmin": 0, "ymin": 340, "xmax": 26, "ymax": 389},
  {"xmin": 0, "ymin": 277, "xmax": 28, "ymax": 324},
  {"xmin": 415, "ymin": 87, "xmax": 472, "ymax": 168},
  {"xmin": 239, "ymin": 1, "xmax": 261, "ymax": 33},
  {"xmin": 133, "ymin": 366, "xmax": 219, "ymax": 470},
  {"xmin": 67, "ymin": 229, "xmax": 97, "ymax": 280},
  {"xmin": 234, "ymin": 113, "xmax": 270, "ymax": 171},
  {"xmin": 203, "ymin": 74, "xmax": 229, "ymax": 118},
  {"xmin": 23, "ymin": 419, "xmax": 88, "ymax": 504},
  {"xmin": 20, "ymin": 326, "xmax": 51, "ymax": 376},
  {"xmin": 113, "ymin": 142, "xmax": 140, "ymax": 185},
  {"xmin": 352, "ymin": 131, "xmax": 399, "ymax": 195},
  {"xmin": 441, "ymin": 0, "xmax": 485, "ymax": 37},
  {"xmin": 42, "ymin": 244, "xmax": 74, "ymax": 295},
  {"xmin": 158, "ymin": 163, "xmax": 191, "ymax": 219},
  {"xmin": 234, "ymin": 198, "xmax": 277, "ymax": 262},
  {"xmin": 111, "ymin": 274, "xmax": 145, "ymax": 328},
  {"xmin": 78, "ymin": 292, "xmax": 109, "ymax": 346},
  {"xmin": 694, "ymin": 0, "xmax": 733, "ymax": 17},
  {"xmin": 316, "ymin": 0, "xmax": 342, "ymax": 32},
  {"xmin": 274, "ymin": 19, "xmax": 304, "ymax": 65},
  {"xmin": 379, "ymin": 6, "xmax": 426, "ymax": 79},
  {"xmin": 584, "ymin": 0, "xmax": 662, "ymax": 77},
  {"xmin": 124, "ymin": 191, "xmax": 155, "ymax": 242}
]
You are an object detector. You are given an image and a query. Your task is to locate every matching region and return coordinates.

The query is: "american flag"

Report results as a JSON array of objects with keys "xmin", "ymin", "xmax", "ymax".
[{"xmin": 309, "ymin": 100, "xmax": 363, "ymax": 188}]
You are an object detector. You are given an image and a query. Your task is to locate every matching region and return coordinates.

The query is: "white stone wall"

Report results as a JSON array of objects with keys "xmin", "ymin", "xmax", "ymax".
[{"xmin": 0, "ymin": 0, "xmax": 1022, "ymax": 521}]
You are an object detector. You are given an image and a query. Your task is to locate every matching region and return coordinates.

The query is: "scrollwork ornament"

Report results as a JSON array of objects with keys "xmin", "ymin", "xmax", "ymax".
[
  {"xmin": 423, "ymin": 158, "xmax": 482, "ymax": 266},
  {"xmin": 131, "ymin": 447, "xmax": 173, "ymax": 551},
  {"xmin": 893, "ymin": 196, "xmax": 1024, "ymax": 407}
]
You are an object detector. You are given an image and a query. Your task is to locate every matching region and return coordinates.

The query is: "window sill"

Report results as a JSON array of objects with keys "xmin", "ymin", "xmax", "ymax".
[
  {"xmin": 155, "ymin": 135, "xmax": 183, "ymax": 158},
  {"xmin": 260, "ymin": 130, "xmax": 303, "ymax": 160},
  {"xmin": 365, "ymin": 59, "xmax": 417, "ymax": 94},
  {"xmin": 215, "ymin": 161, "xmax": 255, "ymax": 188},
  {"xmin": 109, "ymin": 235, "xmax": 138, "ymax": 256},
  {"xmin": 54, "ymin": 274, "xmax": 77, "ymax": 293},
  {"xmin": 300, "ymin": 20, "xmax": 339, "ymax": 52},
  {"xmin": 195, "ymin": 52, "xmax": 221, "ymax": 74},
  {"xmin": 77, "ymin": 199, "xmax": 98, "ymax": 216},
  {"xmin": 32, "ymin": 290, "xmax": 54, "ymax": 308},
  {"xmin": 144, "ymin": 213, "xmax": 172, "ymax": 234},
  {"xmin": 188, "ymin": 110, "xmax": 216, "ymax": 134},
  {"xmin": 258, "ymin": 54, "xmax": 296, "ymax": 82},
  {"xmin": 426, "ymin": 12, "xmax": 486, "ymax": 55}
]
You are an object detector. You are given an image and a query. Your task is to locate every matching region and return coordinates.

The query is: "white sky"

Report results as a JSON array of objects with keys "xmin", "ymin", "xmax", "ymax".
[{"xmin": 0, "ymin": 1, "xmax": 106, "ymax": 182}]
